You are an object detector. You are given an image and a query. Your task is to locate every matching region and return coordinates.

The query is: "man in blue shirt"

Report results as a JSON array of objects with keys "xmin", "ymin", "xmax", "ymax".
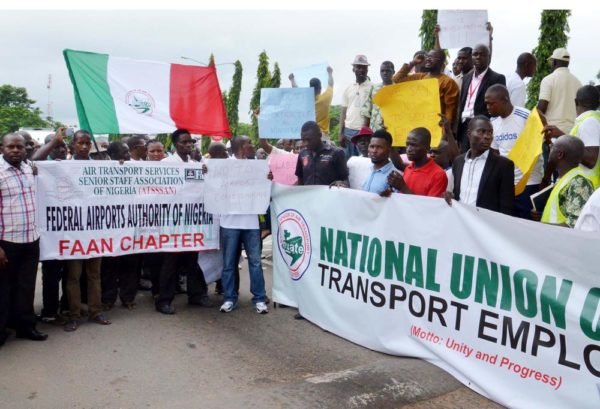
[{"xmin": 362, "ymin": 129, "xmax": 399, "ymax": 194}]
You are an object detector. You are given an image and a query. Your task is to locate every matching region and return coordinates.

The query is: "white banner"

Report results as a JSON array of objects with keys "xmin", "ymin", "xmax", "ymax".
[
  {"xmin": 36, "ymin": 161, "xmax": 219, "ymax": 260},
  {"xmin": 204, "ymin": 159, "xmax": 271, "ymax": 215},
  {"xmin": 271, "ymin": 185, "xmax": 600, "ymax": 409},
  {"xmin": 438, "ymin": 10, "xmax": 489, "ymax": 49}
]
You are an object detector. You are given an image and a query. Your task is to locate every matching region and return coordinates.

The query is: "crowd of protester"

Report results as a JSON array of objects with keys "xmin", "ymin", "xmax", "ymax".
[{"xmin": 2, "ymin": 22, "xmax": 600, "ymax": 346}]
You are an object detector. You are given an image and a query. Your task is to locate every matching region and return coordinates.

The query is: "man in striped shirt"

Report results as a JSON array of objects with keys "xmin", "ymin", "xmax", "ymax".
[{"xmin": 0, "ymin": 133, "xmax": 48, "ymax": 345}]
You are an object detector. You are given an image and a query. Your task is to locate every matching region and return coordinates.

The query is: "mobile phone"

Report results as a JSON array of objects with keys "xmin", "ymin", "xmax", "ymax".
[{"xmin": 65, "ymin": 127, "xmax": 74, "ymax": 137}]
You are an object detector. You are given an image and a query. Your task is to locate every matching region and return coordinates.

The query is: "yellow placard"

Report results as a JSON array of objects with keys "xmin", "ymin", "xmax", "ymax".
[
  {"xmin": 372, "ymin": 79, "xmax": 442, "ymax": 147},
  {"xmin": 507, "ymin": 108, "xmax": 544, "ymax": 196}
]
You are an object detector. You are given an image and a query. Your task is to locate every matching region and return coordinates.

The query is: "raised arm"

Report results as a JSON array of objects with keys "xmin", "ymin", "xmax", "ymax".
[{"xmin": 288, "ymin": 73, "xmax": 298, "ymax": 88}]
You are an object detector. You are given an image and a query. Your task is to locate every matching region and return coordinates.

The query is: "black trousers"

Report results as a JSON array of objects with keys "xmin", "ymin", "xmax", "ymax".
[
  {"xmin": 144, "ymin": 253, "xmax": 164, "ymax": 297},
  {"xmin": 41, "ymin": 260, "xmax": 68, "ymax": 317},
  {"xmin": 0, "ymin": 240, "xmax": 39, "ymax": 332},
  {"xmin": 101, "ymin": 254, "xmax": 141, "ymax": 305},
  {"xmin": 156, "ymin": 252, "xmax": 208, "ymax": 307}
]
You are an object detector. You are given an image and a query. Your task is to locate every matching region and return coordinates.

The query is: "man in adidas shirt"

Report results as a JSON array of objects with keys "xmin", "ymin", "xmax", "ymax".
[{"xmin": 485, "ymin": 84, "xmax": 544, "ymax": 219}]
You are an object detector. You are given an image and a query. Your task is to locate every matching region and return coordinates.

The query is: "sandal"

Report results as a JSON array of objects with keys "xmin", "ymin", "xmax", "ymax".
[
  {"xmin": 64, "ymin": 320, "xmax": 80, "ymax": 332},
  {"xmin": 90, "ymin": 314, "xmax": 111, "ymax": 325}
]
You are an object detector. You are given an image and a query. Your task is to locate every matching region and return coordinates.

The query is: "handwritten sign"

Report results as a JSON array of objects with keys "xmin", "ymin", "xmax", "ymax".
[
  {"xmin": 438, "ymin": 10, "xmax": 489, "ymax": 49},
  {"xmin": 258, "ymin": 88, "xmax": 315, "ymax": 140},
  {"xmin": 347, "ymin": 156, "xmax": 373, "ymax": 190},
  {"xmin": 204, "ymin": 159, "xmax": 271, "ymax": 215},
  {"xmin": 373, "ymin": 79, "xmax": 442, "ymax": 147},
  {"xmin": 269, "ymin": 153, "xmax": 298, "ymax": 185},
  {"xmin": 292, "ymin": 62, "xmax": 329, "ymax": 89}
]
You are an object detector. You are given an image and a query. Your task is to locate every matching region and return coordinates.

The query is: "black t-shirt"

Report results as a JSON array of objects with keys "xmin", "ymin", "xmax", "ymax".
[{"xmin": 295, "ymin": 144, "xmax": 349, "ymax": 186}]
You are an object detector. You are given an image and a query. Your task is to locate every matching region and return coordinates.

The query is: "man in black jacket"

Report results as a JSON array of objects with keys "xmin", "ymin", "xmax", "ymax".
[
  {"xmin": 457, "ymin": 44, "xmax": 506, "ymax": 151},
  {"xmin": 445, "ymin": 116, "xmax": 515, "ymax": 215}
]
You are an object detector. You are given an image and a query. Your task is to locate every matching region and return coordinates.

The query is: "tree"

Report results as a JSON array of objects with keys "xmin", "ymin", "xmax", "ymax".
[
  {"xmin": 270, "ymin": 63, "xmax": 281, "ymax": 88},
  {"xmin": 0, "ymin": 84, "xmax": 49, "ymax": 135},
  {"xmin": 226, "ymin": 60, "xmax": 243, "ymax": 136},
  {"xmin": 526, "ymin": 10, "xmax": 571, "ymax": 109},
  {"xmin": 328, "ymin": 105, "xmax": 342, "ymax": 144},
  {"xmin": 250, "ymin": 51, "xmax": 273, "ymax": 141},
  {"xmin": 419, "ymin": 10, "xmax": 438, "ymax": 52}
]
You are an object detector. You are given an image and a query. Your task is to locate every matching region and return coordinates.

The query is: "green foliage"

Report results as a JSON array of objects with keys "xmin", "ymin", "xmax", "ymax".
[
  {"xmin": 154, "ymin": 133, "xmax": 173, "ymax": 152},
  {"xmin": 328, "ymin": 105, "xmax": 341, "ymax": 145},
  {"xmin": 250, "ymin": 51, "xmax": 272, "ymax": 142},
  {"xmin": 0, "ymin": 84, "xmax": 49, "ymax": 135},
  {"xmin": 526, "ymin": 10, "xmax": 571, "ymax": 109},
  {"xmin": 208, "ymin": 53, "xmax": 215, "ymax": 67},
  {"xmin": 226, "ymin": 60, "xmax": 243, "ymax": 136},
  {"xmin": 270, "ymin": 63, "xmax": 281, "ymax": 88},
  {"xmin": 237, "ymin": 122, "xmax": 253, "ymax": 137},
  {"xmin": 419, "ymin": 10, "xmax": 438, "ymax": 52}
]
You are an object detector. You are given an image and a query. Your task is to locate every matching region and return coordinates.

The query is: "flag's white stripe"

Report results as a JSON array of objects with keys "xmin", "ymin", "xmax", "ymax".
[{"xmin": 107, "ymin": 56, "xmax": 176, "ymax": 134}]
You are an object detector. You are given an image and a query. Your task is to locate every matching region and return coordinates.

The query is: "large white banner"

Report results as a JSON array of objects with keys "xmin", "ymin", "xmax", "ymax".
[
  {"xmin": 36, "ymin": 161, "xmax": 219, "ymax": 260},
  {"xmin": 271, "ymin": 184, "xmax": 600, "ymax": 409}
]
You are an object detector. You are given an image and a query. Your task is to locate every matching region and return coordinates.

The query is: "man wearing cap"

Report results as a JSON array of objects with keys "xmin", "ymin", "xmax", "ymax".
[
  {"xmin": 537, "ymin": 48, "xmax": 582, "ymax": 135},
  {"xmin": 347, "ymin": 127, "xmax": 373, "ymax": 189},
  {"xmin": 339, "ymin": 55, "xmax": 373, "ymax": 159}
]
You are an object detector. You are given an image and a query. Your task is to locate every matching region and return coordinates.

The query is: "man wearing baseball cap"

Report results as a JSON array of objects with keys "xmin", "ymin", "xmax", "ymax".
[
  {"xmin": 537, "ymin": 48, "xmax": 582, "ymax": 135},
  {"xmin": 339, "ymin": 55, "xmax": 373, "ymax": 159}
]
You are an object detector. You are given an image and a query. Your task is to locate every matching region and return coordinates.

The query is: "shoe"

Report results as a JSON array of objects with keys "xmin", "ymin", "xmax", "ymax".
[
  {"xmin": 188, "ymin": 295, "xmax": 214, "ymax": 307},
  {"xmin": 294, "ymin": 313, "xmax": 305, "ymax": 320},
  {"xmin": 39, "ymin": 314, "xmax": 68, "ymax": 326},
  {"xmin": 219, "ymin": 301, "xmax": 238, "ymax": 313},
  {"xmin": 16, "ymin": 328, "xmax": 48, "ymax": 341},
  {"xmin": 64, "ymin": 320, "xmax": 80, "ymax": 332},
  {"xmin": 90, "ymin": 314, "xmax": 111, "ymax": 325},
  {"xmin": 156, "ymin": 304, "xmax": 176, "ymax": 315},
  {"xmin": 255, "ymin": 302, "xmax": 268, "ymax": 314}
]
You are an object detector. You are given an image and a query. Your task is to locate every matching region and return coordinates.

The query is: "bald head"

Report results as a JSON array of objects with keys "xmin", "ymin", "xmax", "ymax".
[
  {"xmin": 554, "ymin": 135, "xmax": 585, "ymax": 167},
  {"xmin": 208, "ymin": 141, "xmax": 228, "ymax": 159},
  {"xmin": 516, "ymin": 53, "xmax": 537, "ymax": 77},
  {"xmin": 408, "ymin": 127, "xmax": 432, "ymax": 146},
  {"xmin": 3, "ymin": 132, "xmax": 24, "ymax": 145},
  {"xmin": 575, "ymin": 85, "xmax": 600, "ymax": 111},
  {"xmin": 472, "ymin": 44, "xmax": 491, "ymax": 73}
]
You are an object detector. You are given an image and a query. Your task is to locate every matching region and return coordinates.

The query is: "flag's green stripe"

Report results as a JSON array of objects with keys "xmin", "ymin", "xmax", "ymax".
[{"xmin": 63, "ymin": 49, "xmax": 119, "ymax": 134}]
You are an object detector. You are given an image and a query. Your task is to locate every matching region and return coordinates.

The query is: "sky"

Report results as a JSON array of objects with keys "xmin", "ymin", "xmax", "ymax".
[{"xmin": 0, "ymin": 7, "xmax": 598, "ymax": 129}]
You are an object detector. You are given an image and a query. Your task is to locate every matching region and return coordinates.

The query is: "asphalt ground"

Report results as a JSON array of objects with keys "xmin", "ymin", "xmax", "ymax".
[{"xmin": 0, "ymin": 241, "xmax": 503, "ymax": 409}]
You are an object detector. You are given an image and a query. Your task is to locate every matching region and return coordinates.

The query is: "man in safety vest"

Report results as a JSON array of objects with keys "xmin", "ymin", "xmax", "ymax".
[
  {"xmin": 543, "ymin": 85, "xmax": 600, "ymax": 187},
  {"xmin": 533, "ymin": 136, "xmax": 594, "ymax": 227}
]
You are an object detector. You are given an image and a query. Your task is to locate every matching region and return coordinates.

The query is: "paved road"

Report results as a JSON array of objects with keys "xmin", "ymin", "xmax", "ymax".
[{"xmin": 0, "ymin": 243, "xmax": 503, "ymax": 409}]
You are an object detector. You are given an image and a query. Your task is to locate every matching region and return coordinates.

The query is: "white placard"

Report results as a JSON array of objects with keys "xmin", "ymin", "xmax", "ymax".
[{"xmin": 438, "ymin": 10, "xmax": 489, "ymax": 49}]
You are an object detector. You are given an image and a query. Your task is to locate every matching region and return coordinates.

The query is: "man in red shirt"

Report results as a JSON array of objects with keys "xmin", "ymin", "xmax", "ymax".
[{"xmin": 387, "ymin": 127, "xmax": 447, "ymax": 197}]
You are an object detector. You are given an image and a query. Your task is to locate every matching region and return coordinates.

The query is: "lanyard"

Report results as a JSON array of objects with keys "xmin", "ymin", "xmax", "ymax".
[{"xmin": 467, "ymin": 74, "xmax": 484, "ymax": 107}]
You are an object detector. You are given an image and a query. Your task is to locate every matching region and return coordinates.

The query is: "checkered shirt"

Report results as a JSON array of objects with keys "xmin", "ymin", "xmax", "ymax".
[{"xmin": 0, "ymin": 156, "xmax": 39, "ymax": 243}]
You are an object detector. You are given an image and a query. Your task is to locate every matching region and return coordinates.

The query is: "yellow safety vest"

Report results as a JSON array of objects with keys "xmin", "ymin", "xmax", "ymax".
[
  {"xmin": 571, "ymin": 111, "xmax": 600, "ymax": 188},
  {"xmin": 541, "ymin": 167, "xmax": 591, "ymax": 225}
]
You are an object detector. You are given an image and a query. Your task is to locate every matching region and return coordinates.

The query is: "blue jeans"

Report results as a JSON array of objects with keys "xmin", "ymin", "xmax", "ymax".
[
  {"xmin": 342, "ymin": 127, "xmax": 359, "ymax": 159},
  {"xmin": 221, "ymin": 227, "xmax": 266, "ymax": 304}
]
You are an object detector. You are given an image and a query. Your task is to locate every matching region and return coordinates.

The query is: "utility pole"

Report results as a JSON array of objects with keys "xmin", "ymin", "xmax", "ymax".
[{"xmin": 46, "ymin": 74, "xmax": 53, "ymax": 124}]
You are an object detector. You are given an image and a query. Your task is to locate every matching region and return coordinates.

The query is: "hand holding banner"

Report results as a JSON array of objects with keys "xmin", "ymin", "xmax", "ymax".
[{"xmin": 373, "ymin": 79, "xmax": 442, "ymax": 147}]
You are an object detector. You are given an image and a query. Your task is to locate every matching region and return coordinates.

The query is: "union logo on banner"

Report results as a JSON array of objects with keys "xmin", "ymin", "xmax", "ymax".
[
  {"xmin": 125, "ymin": 89, "xmax": 155, "ymax": 116},
  {"xmin": 276, "ymin": 209, "xmax": 312, "ymax": 281}
]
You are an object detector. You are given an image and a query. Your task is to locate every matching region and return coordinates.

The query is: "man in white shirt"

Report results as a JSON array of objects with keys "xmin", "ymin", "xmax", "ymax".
[
  {"xmin": 575, "ymin": 188, "xmax": 600, "ymax": 232},
  {"xmin": 485, "ymin": 84, "xmax": 544, "ymax": 219},
  {"xmin": 537, "ymin": 48, "xmax": 582, "ymax": 135},
  {"xmin": 338, "ymin": 55, "xmax": 373, "ymax": 158},
  {"xmin": 217, "ymin": 136, "xmax": 269, "ymax": 314},
  {"xmin": 155, "ymin": 129, "xmax": 212, "ymax": 315},
  {"xmin": 506, "ymin": 53, "xmax": 536, "ymax": 107}
]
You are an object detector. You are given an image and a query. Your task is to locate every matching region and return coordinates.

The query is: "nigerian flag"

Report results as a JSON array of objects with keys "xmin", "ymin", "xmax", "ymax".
[{"xmin": 63, "ymin": 49, "xmax": 231, "ymax": 136}]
